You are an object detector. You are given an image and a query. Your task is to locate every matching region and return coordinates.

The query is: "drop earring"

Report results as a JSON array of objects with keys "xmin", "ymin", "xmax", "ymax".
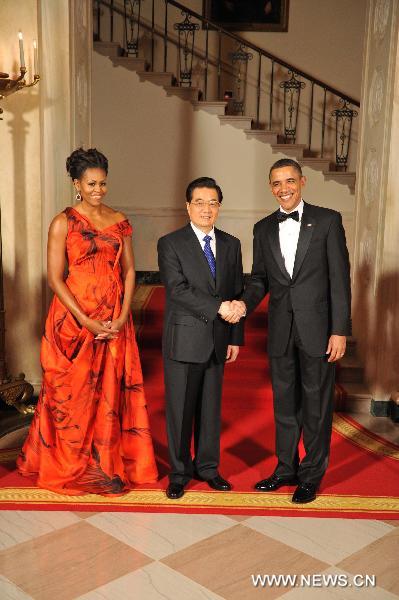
[{"xmin": 76, "ymin": 192, "xmax": 82, "ymax": 201}]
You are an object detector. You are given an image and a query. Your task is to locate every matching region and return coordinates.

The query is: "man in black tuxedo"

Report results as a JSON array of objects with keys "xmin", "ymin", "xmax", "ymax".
[
  {"xmin": 157, "ymin": 177, "xmax": 245, "ymax": 500},
  {"xmin": 231, "ymin": 159, "xmax": 351, "ymax": 503}
]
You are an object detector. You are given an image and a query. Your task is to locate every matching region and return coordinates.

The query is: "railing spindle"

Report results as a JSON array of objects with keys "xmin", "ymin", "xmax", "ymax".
[
  {"xmin": 137, "ymin": 0, "xmax": 141, "ymax": 55},
  {"xmin": 217, "ymin": 29, "xmax": 221, "ymax": 101},
  {"xmin": 151, "ymin": 0, "xmax": 155, "ymax": 71},
  {"xmin": 308, "ymin": 81, "xmax": 314, "ymax": 152},
  {"xmin": 269, "ymin": 60, "xmax": 274, "ymax": 131},
  {"xmin": 321, "ymin": 88, "xmax": 327, "ymax": 158},
  {"xmin": 110, "ymin": 0, "xmax": 114, "ymax": 42},
  {"xmin": 204, "ymin": 22, "xmax": 209, "ymax": 101},
  {"xmin": 256, "ymin": 52, "xmax": 261, "ymax": 128},
  {"xmin": 331, "ymin": 99, "xmax": 357, "ymax": 171},
  {"xmin": 97, "ymin": 0, "xmax": 101, "ymax": 41},
  {"xmin": 345, "ymin": 116, "xmax": 353, "ymax": 173},
  {"xmin": 124, "ymin": 0, "xmax": 127, "ymax": 54},
  {"xmin": 164, "ymin": 0, "xmax": 168, "ymax": 72}
]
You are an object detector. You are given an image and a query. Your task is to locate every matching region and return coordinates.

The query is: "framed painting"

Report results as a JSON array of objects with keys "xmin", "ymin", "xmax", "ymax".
[{"xmin": 203, "ymin": 0, "xmax": 289, "ymax": 32}]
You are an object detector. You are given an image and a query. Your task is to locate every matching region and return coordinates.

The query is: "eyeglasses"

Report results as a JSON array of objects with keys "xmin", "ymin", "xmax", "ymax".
[{"xmin": 190, "ymin": 200, "xmax": 220, "ymax": 209}]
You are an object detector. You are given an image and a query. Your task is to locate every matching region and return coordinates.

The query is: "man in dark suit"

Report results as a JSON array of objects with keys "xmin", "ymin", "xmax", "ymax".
[
  {"xmin": 157, "ymin": 177, "xmax": 245, "ymax": 500},
  {"xmin": 230, "ymin": 158, "xmax": 351, "ymax": 503}
]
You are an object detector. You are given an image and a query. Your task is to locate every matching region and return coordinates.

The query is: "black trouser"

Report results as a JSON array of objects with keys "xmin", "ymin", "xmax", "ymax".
[
  {"xmin": 270, "ymin": 318, "xmax": 335, "ymax": 487},
  {"xmin": 164, "ymin": 354, "xmax": 224, "ymax": 484}
]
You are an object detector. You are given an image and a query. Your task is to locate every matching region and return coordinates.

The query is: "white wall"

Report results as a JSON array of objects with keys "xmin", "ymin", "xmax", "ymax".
[{"xmin": 92, "ymin": 50, "xmax": 355, "ymax": 272}]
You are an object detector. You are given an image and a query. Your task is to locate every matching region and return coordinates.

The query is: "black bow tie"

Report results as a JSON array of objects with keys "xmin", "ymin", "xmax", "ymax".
[{"xmin": 277, "ymin": 210, "xmax": 300, "ymax": 223}]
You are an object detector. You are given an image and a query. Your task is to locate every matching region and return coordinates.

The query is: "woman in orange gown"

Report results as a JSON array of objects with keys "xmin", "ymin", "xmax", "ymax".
[{"xmin": 17, "ymin": 148, "xmax": 158, "ymax": 494}]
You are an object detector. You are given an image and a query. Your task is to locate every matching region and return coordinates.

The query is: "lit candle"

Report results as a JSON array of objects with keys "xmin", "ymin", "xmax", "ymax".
[
  {"xmin": 33, "ymin": 40, "xmax": 38, "ymax": 76},
  {"xmin": 18, "ymin": 31, "xmax": 25, "ymax": 69}
]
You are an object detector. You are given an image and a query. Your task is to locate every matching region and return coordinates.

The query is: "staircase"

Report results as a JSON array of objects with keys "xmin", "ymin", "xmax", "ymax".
[{"xmin": 95, "ymin": 41, "xmax": 356, "ymax": 194}]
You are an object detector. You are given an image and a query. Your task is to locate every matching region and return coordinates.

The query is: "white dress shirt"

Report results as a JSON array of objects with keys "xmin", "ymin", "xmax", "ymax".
[
  {"xmin": 278, "ymin": 199, "xmax": 304, "ymax": 278},
  {"xmin": 190, "ymin": 222, "xmax": 216, "ymax": 257}
]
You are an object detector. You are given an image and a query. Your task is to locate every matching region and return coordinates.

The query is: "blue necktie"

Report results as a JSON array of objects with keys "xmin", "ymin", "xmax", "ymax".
[{"xmin": 203, "ymin": 235, "xmax": 216, "ymax": 279}]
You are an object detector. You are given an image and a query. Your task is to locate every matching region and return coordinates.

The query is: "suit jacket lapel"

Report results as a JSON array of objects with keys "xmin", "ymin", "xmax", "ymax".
[
  {"xmin": 215, "ymin": 228, "xmax": 227, "ymax": 293},
  {"xmin": 183, "ymin": 224, "xmax": 216, "ymax": 289},
  {"xmin": 292, "ymin": 202, "xmax": 315, "ymax": 281},
  {"xmin": 268, "ymin": 214, "xmax": 291, "ymax": 281}
]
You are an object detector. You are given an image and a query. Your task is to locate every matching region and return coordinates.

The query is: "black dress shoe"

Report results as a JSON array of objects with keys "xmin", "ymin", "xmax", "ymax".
[
  {"xmin": 292, "ymin": 483, "xmax": 317, "ymax": 504},
  {"xmin": 205, "ymin": 475, "xmax": 232, "ymax": 491},
  {"xmin": 166, "ymin": 483, "xmax": 185, "ymax": 499},
  {"xmin": 255, "ymin": 474, "xmax": 298, "ymax": 491}
]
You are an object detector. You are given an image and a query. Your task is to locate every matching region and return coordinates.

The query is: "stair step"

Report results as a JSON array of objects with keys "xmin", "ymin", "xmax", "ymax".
[
  {"xmin": 192, "ymin": 101, "xmax": 227, "ymax": 116},
  {"xmin": 94, "ymin": 41, "xmax": 123, "ymax": 57},
  {"xmin": 139, "ymin": 71, "xmax": 174, "ymax": 86},
  {"xmin": 219, "ymin": 115, "xmax": 253, "ymax": 130},
  {"xmin": 302, "ymin": 149, "xmax": 320, "ymax": 158},
  {"xmin": 323, "ymin": 171, "xmax": 356, "ymax": 194},
  {"xmin": 345, "ymin": 337, "xmax": 357, "ymax": 358},
  {"xmin": 336, "ymin": 355, "xmax": 364, "ymax": 384},
  {"xmin": 245, "ymin": 129, "xmax": 279, "ymax": 143},
  {"xmin": 271, "ymin": 143, "xmax": 307, "ymax": 158},
  {"xmin": 337, "ymin": 382, "xmax": 372, "ymax": 414},
  {"xmin": 111, "ymin": 56, "xmax": 147, "ymax": 72},
  {"xmin": 164, "ymin": 86, "xmax": 200, "ymax": 102},
  {"xmin": 301, "ymin": 158, "xmax": 333, "ymax": 171}
]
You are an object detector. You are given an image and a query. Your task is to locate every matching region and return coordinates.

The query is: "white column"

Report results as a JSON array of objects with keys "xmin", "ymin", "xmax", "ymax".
[
  {"xmin": 69, "ymin": 0, "xmax": 92, "ymax": 149},
  {"xmin": 38, "ymin": 0, "xmax": 92, "ymax": 308},
  {"xmin": 352, "ymin": 0, "xmax": 399, "ymax": 408}
]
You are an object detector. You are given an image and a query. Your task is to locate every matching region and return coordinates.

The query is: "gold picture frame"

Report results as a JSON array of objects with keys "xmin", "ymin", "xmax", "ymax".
[{"xmin": 203, "ymin": 0, "xmax": 289, "ymax": 32}]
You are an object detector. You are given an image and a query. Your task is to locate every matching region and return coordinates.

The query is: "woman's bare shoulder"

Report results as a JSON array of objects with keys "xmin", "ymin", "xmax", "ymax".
[
  {"xmin": 49, "ymin": 211, "xmax": 68, "ymax": 235},
  {"xmin": 102, "ymin": 204, "xmax": 127, "ymax": 222}
]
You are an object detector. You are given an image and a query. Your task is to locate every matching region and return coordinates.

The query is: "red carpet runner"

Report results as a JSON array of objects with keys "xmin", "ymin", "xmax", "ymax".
[{"xmin": 0, "ymin": 286, "xmax": 398, "ymax": 518}]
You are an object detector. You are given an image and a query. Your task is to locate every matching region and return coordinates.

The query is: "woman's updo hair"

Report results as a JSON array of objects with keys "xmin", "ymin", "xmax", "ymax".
[{"xmin": 66, "ymin": 148, "xmax": 108, "ymax": 180}]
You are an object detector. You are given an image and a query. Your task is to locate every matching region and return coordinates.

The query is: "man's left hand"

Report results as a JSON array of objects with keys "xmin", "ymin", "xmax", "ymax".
[
  {"xmin": 326, "ymin": 335, "xmax": 346, "ymax": 362},
  {"xmin": 226, "ymin": 345, "xmax": 240, "ymax": 363}
]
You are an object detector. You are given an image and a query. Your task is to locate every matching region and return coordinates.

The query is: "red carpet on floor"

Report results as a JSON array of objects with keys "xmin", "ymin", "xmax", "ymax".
[{"xmin": 0, "ymin": 286, "xmax": 398, "ymax": 518}]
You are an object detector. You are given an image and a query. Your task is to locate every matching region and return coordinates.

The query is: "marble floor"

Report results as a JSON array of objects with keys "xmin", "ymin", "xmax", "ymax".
[{"xmin": 0, "ymin": 509, "xmax": 397, "ymax": 599}]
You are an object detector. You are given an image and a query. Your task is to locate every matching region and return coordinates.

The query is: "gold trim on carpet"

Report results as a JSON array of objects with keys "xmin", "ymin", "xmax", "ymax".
[
  {"xmin": 0, "ymin": 487, "xmax": 398, "ymax": 514},
  {"xmin": 333, "ymin": 414, "xmax": 399, "ymax": 461}
]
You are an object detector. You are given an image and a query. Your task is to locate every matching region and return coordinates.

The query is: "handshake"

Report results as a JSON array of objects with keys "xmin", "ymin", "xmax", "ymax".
[{"xmin": 218, "ymin": 300, "xmax": 247, "ymax": 324}]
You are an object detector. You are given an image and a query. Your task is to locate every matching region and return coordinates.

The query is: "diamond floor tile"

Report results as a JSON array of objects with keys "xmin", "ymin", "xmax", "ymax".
[
  {"xmin": 337, "ymin": 528, "xmax": 399, "ymax": 596},
  {"xmin": 77, "ymin": 561, "xmax": 225, "ymax": 600},
  {"xmin": 86, "ymin": 511, "xmax": 236, "ymax": 559},
  {"xmin": 162, "ymin": 524, "xmax": 330, "ymax": 600},
  {"xmin": 0, "ymin": 521, "xmax": 153, "ymax": 600},
  {"xmin": 243, "ymin": 516, "xmax": 394, "ymax": 564}
]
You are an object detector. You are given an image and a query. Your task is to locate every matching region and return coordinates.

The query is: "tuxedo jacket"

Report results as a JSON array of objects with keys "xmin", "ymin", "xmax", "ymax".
[
  {"xmin": 157, "ymin": 224, "xmax": 244, "ymax": 364},
  {"xmin": 242, "ymin": 202, "xmax": 351, "ymax": 357}
]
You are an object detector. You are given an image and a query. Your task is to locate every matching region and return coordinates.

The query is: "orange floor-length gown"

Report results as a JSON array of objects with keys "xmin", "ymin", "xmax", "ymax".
[{"xmin": 17, "ymin": 207, "xmax": 158, "ymax": 495}]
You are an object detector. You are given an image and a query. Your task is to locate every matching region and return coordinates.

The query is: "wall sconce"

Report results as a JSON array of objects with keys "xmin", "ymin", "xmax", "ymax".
[{"xmin": 0, "ymin": 32, "xmax": 40, "ymax": 119}]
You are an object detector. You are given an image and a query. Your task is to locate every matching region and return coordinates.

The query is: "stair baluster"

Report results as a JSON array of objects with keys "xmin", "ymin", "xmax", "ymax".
[{"xmin": 174, "ymin": 10, "xmax": 199, "ymax": 87}]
